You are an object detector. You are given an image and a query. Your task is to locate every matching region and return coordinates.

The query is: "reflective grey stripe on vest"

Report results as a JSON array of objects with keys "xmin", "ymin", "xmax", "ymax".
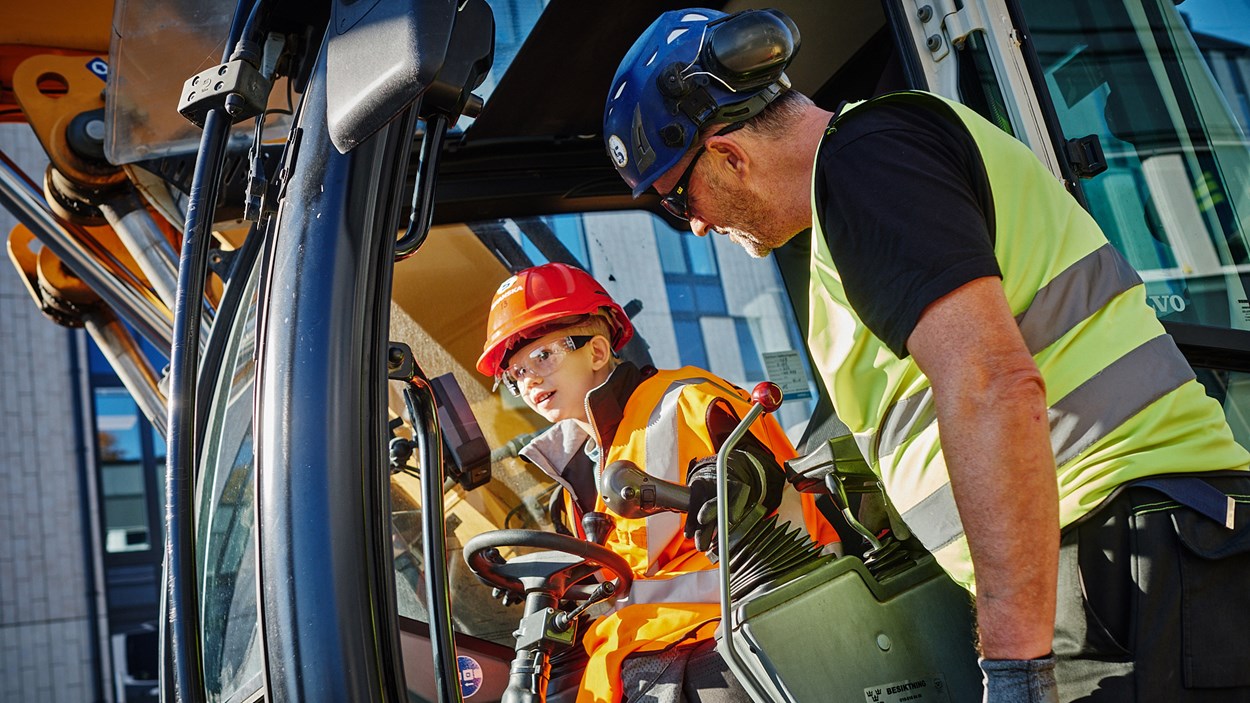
[
  {"xmin": 902, "ymin": 335, "xmax": 1193, "ymax": 551},
  {"xmin": 1016, "ymin": 244, "xmax": 1143, "ymax": 355},
  {"xmin": 1048, "ymin": 334, "xmax": 1194, "ymax": 466},
  {"xmin": 641, "ymin": 376, "xmax": 738, "ymax": 575},
  {"xmin": 611, "ymin": 568, "xmax": 721, "ymax": 609},
  {"xmin": 876, "ymin": 243, "xmax": 1144, "ymax": 461},
  {"xmin": 879, "ymin": 244, "xmax": 1187, "ymax": 551},
  {"xmin": 875, "ymin": 392, "xmax": 936, "ymax": 467},
  {"xmin": 642, "ymin": 375, "xmax": 742, "ymax": 472}
]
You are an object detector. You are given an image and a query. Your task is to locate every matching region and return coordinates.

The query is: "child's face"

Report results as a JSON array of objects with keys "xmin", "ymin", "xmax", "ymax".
[{"xmin": 506, "ymin": 331, "xmax": 606, "ymax": 424}]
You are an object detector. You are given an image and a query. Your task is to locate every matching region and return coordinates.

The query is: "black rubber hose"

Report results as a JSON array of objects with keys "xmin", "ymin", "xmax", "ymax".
[
  {"xmin": 164, "ymin": 105, "xmax": 231, "ymax": 703},
  {"xmin": 193, "ymin": 219, "xmax": 263, "ymax": 440},
  {"xmin": 162, "ymin": 4, "xmax": 263, "ymax": 701},
  {"xmin": 224, "ymin": 0, "xmax": 263, "ymax": 53}
]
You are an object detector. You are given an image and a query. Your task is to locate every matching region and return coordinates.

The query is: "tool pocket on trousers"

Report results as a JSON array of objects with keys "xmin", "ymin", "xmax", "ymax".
[
  {"xmin": 1077, "ymin": 592, "xmax": 1131, "ymax": 659},
  {"xmin": 1172, "ymin": 503, "xmax": 1250, "ymax": 688},
  {"xmin": 1057, "ymin": 527, "xmax": 1132, "ymax": 660}
]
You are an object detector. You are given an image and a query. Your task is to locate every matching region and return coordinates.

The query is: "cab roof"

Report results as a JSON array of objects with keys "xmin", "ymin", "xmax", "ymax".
[{"xmin": 437, "ymin": 0, "xmax": 893, "ymax": 224}]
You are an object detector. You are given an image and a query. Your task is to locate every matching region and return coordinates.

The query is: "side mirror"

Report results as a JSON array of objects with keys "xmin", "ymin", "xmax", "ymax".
[{"xmin": 324, "ymin": 0, "xmax": 456, "ymax": 153}]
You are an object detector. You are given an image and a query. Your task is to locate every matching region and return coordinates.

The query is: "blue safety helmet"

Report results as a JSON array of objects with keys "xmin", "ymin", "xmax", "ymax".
[{"xmin": 604, "ymin": 8, "xmax": 800, "ymax": 197}]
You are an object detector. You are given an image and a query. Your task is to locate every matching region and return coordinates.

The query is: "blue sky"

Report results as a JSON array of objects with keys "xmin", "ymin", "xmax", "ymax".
[{"xmin": 1180, "ymin": 0, "xmax": 1250, "ymax": 44}]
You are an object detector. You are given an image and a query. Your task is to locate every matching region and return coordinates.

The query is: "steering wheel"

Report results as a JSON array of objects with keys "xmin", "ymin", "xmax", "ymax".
[{"xmin": 464, "ymin": 529, "xmax": 634, "ymax": 602}]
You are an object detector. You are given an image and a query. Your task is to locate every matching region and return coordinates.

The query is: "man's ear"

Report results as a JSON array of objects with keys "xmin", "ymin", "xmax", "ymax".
[
  {"xmin": 588, "ymin": 335, "xmax": 614, "ymax": 371},
  {"xmin": 706, "ymin": 135, "xmax": 749, "ymax": 180}
]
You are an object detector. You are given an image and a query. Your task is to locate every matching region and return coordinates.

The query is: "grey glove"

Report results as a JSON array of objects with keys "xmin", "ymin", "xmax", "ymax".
[{"xmin": 979, "ymin": 653, "xmax": 1058, "ymax": 703}]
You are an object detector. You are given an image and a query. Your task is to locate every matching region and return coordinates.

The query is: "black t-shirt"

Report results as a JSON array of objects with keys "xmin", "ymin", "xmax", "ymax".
[{"xmin": 813, "ymin": 99, "xmax": 1001, "ymax": 358}]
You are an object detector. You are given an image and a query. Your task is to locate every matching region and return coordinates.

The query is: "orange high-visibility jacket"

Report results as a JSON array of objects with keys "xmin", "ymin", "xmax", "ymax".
[{"xmin": 521, "ymin": 363, "xmax": 837, "ymax": 702}]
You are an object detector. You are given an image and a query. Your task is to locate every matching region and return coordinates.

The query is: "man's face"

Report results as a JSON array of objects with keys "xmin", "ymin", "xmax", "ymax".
[
  {"xmin": 504, "ymin": 331, "xmax": 599, "ymax": 424},
  {"xmin": 653, "ymin": 141, "xmax": 791, "ymax": 259},
  {"xmin": 695, "ymin": 163, "xmax": 785, "ymax": 258}
]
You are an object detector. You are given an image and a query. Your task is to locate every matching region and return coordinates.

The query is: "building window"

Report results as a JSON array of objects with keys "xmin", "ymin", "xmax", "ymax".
[{"xmin": 95, "ymin": 388, "xmax": 152, "ymax": 553}]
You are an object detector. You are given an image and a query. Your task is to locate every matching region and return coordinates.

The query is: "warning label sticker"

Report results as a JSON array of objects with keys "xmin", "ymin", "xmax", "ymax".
[
  {"xmin": 864, "ymin": 674, "xmax": 951, "ymax": 702},
  {"xmin": 762, "ymin": 350, "xmax": 811, "ymax": 400}
]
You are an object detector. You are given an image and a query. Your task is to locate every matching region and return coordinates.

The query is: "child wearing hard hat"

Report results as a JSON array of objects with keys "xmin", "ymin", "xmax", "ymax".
[{"xmin": 477, "ymin": 262, "xmax": 838, "ymax": 703}]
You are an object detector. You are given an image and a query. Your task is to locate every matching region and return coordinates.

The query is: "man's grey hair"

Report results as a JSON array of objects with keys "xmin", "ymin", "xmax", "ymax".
[
  {"xmin": 703, "ymin": 90, "xmax": 814, "ymax": 141},
  {"xmin": 744, "ymin": 89, "xmax": 815, "ymax": 137}
]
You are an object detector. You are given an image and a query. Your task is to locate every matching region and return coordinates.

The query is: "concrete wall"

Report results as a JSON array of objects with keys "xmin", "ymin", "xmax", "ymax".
[{"xmin": 0, "ymin": 123, "xmax": 107, "ymax": 701}]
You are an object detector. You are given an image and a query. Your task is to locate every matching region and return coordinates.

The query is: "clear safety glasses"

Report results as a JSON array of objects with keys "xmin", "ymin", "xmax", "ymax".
[{"xmin": 498, "ymin": 335, "xmax": 594, "ymax": 396}]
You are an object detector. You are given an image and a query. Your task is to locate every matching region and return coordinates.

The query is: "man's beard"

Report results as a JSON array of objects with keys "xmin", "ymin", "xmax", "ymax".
[
  {"xmin": 722, "ymin": 227, "xmax": 773, "ymax": 258},
  {"xmin": 703, "ymin": 169, "xmax": 784, "ymax": 258}
]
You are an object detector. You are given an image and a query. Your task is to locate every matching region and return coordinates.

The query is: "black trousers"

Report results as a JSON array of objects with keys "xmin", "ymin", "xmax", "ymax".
[
  {"xmin": 1055, "ymin": 474, "xmax": 1250, "ymax": 702},
  {"xmin": 619, "ymin": 637, "xmax": 753, "ymax": 703}
]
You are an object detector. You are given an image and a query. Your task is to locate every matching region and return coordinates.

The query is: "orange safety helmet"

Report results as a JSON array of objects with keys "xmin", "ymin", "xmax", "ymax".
[{"xmin": 477, "ymin": 263, "xmax": 634, "ymax": 377}]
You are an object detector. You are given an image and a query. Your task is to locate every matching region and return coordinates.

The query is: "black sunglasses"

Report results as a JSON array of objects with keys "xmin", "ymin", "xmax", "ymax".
[{"xmin": 659, "ymin": 122, "xmax": 747, "ymax": 221}]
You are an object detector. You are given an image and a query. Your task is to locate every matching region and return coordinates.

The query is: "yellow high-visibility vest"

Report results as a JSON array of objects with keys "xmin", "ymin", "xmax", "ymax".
[{"xmin": 807, "ymin": 91, "xmax": 1249, "ymax": 590}]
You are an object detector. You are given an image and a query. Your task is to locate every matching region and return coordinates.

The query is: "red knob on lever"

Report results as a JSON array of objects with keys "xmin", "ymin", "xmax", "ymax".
[{"xmin": 751, "ymin": 382, "xmax": 783, "ymax": 413}]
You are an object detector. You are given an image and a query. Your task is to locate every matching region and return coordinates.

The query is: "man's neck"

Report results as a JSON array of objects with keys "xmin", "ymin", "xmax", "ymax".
[{"xmin": 763, "ymin": 105, "xmax": 837, "ymax": 234}]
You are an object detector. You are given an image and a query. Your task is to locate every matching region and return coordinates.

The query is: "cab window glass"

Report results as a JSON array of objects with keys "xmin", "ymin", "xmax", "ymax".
[
  {"xmin": 1018, "ymin": 0, "xmax": 1250, "ymax": 332},
  {"xmin": 387, "ymin": 210, "xmax": 822, "ymax": 646},
  {"xmin": 957, "ymin": 32, "xmax": 1016, "ymax": 136},
  {"xmin": 1200, "ymin": 367, "xmax": 1250, "ymax": 451},
  {"xmin": 196, "ymin": 262, "xmax": 262, "ymax": 702},
  {"xmin": 95, "ymin": 389, "xmax": 151, "ymax": 553},
  {"xmin": 491, "ymin": 212, "xmax": 818, "ymax": 433}
]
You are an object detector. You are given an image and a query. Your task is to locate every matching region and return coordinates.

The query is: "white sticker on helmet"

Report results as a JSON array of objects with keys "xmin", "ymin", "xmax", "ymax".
[
  {"xmin": 666, "ymin": 28, "xmax": 689, "ymax": 44},
  {"xmin": 608, "ymin": 135, "xmax": 628, "ymax": 168},
  {"xmin": 495, "ymin": 276, "xmax": 520, "ymax": 296}
]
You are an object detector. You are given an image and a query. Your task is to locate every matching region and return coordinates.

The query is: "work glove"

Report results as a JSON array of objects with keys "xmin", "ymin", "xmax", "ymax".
[
  {"xmin": 684, "ymin": 440, "xmax": 786, "ymax": 553},
  {"xmin": 979, "ymin": 653, "xmax": 1058, "ymax": 703},
  {"xmin": 686, "ymin": 457, "xmax": 750, "ymax": 553}
]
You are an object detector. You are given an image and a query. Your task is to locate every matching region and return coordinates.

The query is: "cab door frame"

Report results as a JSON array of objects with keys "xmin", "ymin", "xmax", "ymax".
[
  {"xmin": 881, "ymin": 0, "xmax": 1250, "ymax": 399},
  {"xmin": 882, "ymin": 0, "xmax": 1082, "ymax": 189}
]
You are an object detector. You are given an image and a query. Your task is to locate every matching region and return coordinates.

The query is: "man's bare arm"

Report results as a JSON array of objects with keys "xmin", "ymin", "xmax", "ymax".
[{"xmin": 906, "ymin": 276, "xmax": 1059, "ymax": 660}]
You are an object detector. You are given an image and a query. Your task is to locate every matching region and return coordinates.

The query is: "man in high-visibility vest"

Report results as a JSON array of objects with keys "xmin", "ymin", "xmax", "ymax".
[
  {"xmin": 604, "ymin": 8, "xmax": 1250, "ymax": 703},
  {"xmin": 477, "ymin": 263, "xmax": 838, "ymax": 703}
]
